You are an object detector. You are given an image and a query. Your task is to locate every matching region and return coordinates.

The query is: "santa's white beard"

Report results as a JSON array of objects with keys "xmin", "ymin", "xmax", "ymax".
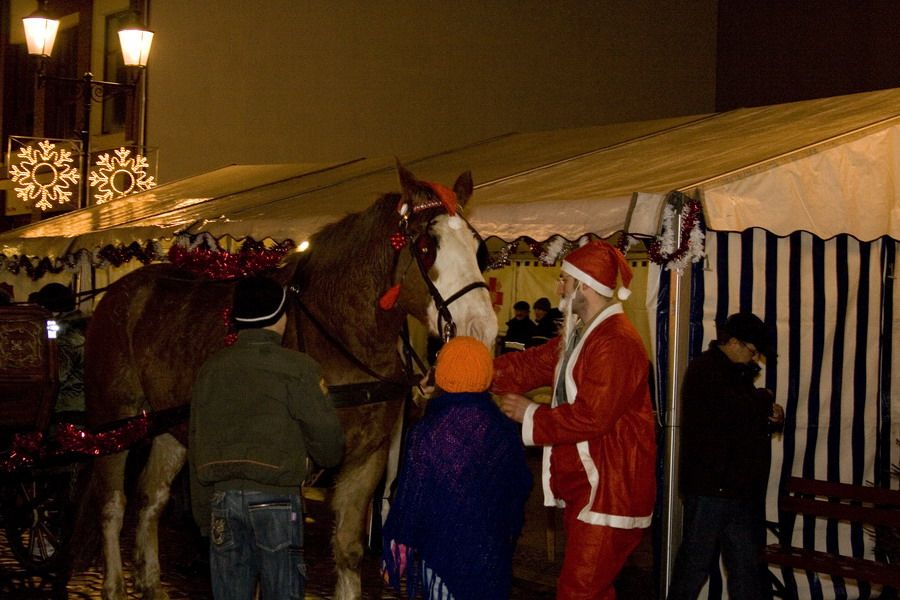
[{"xmin": 558, "ymin": 290, "xmax": 580, "ymax": 357}]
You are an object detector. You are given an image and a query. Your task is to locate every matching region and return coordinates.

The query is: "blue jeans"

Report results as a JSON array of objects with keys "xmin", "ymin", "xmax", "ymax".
[
  {"xmin": 667, "ymin": 495, "xmax": 765, "ymax": 600},
  {"xmin": 209, "ymin": 490, "xmax": 305, "ymax": 600}
]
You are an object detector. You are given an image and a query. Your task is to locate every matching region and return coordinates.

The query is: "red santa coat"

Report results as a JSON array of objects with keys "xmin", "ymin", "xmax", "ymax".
[{"xmin": 493, "ymin": 304, "xmax": 656, "ymax": 528}]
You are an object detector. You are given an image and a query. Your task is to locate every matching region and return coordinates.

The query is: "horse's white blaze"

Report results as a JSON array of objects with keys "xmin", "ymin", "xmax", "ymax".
[{"xmin": 428, "ymin": 214, "xmax": 498, "ymax": 349}]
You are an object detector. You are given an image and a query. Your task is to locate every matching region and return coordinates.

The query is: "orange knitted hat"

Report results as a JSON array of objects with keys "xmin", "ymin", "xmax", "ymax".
[{"xmin": 434, "ymin": 336, "xmax": 494, "ymax": 393}]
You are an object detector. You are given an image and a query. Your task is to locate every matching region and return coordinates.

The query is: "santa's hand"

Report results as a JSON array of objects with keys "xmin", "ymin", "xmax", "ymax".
[{"xmin": 500, "ymin": 393, "xmax": 532, "ymax": 423}]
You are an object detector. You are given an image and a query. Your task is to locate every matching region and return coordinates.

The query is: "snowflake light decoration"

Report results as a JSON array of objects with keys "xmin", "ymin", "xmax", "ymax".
[
  {"xmin": 8, "ymin": 139, "xmax": 81, "ymax": 211},
  {"xmin": 88, "ymin": 147, "xmax": 157, "ymax": 204}
]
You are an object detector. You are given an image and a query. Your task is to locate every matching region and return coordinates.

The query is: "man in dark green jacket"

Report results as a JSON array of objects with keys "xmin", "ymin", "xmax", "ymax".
[{"xmin": 190, "ymin": 276, "xmax": 344, "ymax": 600}]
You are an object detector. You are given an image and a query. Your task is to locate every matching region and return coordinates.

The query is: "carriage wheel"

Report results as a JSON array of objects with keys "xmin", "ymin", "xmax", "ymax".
[{"xmin": 3, "ymin": 469, "xmax": 77, "ymax": 574}]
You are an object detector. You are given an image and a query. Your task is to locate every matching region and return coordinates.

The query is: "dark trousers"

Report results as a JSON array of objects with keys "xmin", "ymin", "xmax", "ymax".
[{"xmin": 667, "ymin": 495, "xmax": 765, "ymax": 600}]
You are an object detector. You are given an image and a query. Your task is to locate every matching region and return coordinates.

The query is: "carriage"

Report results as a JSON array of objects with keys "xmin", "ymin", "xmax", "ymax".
[{"xmin": 0, "ymin": 303, "xmax": 84, "ymax": 586}]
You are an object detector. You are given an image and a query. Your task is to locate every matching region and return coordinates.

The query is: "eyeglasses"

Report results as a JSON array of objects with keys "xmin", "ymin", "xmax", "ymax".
[{"xmin": 737, "ymin": 339, "xmax": 759, "ymax": 357}]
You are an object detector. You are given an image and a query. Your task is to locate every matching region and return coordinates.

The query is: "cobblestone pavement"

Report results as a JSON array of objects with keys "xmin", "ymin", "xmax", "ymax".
[{"xmin": 0, "ymin": 449, "xmax": 653, "ymax": 599}]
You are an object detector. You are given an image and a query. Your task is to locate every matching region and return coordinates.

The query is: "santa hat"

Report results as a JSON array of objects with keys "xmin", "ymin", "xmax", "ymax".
[
  {"xmin": 561, "ymin": 240, "xmax": 633, "ymax": 301},
  {"xmin": 434, "ymin": 336, "xmax": 493, "ymax": 393}
]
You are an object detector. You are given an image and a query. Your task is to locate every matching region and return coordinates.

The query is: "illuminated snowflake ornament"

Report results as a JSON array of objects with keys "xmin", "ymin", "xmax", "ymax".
[
  {"xmin": 8, "ymin": 139, "xmax": 81, "ymax": 211},
  {"xmin": 88, "ymin": 147, "xmax": 157, "ymax": 205}
]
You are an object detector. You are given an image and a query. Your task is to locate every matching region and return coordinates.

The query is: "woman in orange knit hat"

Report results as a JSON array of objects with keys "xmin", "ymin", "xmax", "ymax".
[{"xmin": 381, "ymin": 336, "xmax": 532, "ymax": 600}]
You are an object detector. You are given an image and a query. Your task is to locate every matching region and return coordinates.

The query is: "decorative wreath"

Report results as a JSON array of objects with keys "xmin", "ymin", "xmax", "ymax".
[{"xmin": 647, "ymin": 193, "xmax": 705, "ymax": 271}]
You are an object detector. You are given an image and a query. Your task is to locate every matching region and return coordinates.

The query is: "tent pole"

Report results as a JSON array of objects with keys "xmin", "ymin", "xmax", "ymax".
[{"xmin": 659, "ymin": 215, "xmax": 693, "ymax": 600}]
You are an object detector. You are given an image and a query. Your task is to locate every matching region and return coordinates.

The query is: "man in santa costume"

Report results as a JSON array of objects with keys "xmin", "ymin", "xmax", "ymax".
[{"xmin": 494, "ymin": 239, "xmax": 656, "ymax": 600}]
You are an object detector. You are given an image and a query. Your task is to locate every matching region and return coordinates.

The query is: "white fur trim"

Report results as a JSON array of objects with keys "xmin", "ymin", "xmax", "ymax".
[
  {"xmin": 617, "ymin": 287, "xmax": 631, "ymax": 301},
  {"xmin": 561, "ymin": 261, "xmax": 614, "ymax": 297},
  {"xmin": 521, "ymin": 402, "xmax": 539, "ymax": 446},
  {"xmin": 577, "ymin": 509, "xmax": 653, "ymax": 528}
]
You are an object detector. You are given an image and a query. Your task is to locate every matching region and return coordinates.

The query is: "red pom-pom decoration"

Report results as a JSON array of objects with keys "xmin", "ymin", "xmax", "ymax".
[
  {"xmin": 378, "ymin": 284, "xmax": 402, "ymax": 310},
  {"xmin": 390, "ymin": 232, "xmax": 407, "ymax": 251}
]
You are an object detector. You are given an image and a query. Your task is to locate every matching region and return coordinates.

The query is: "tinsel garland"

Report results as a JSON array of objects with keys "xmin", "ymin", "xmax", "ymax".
[
  {"xmin": 167, "ymin": 237, "xmax": 296, "ymax": 280},
  {"xmin": 1, "ymin": 241, "xmax": 161, "ymax": 281},
  {"xmin": 0, "ymin": 236, "xmax": 295, "ymax": 282},
  {"xmin": 647, "ymin": 196, "xmax": 705, "ymax": 271},
  {"xmin": 0, "ymin": 412, "xmax": 152, "ymax": 473}
]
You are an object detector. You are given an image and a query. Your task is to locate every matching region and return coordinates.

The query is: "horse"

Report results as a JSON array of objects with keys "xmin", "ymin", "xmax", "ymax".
[{"xmin": 79, "ymin": 164, "xmax": 498, "ymax": 600}]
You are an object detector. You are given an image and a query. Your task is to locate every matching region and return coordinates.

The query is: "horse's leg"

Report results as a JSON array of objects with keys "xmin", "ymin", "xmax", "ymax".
[
  {"xmin": 332, "ymin": 444, "xmax": 390, "ymax": 600},
  {"xmin": 133, "ymin": 433, "xmax": 187, "ymax": 600},
  {"xmin": 96, "ymin": 450, "xmax": 130, "ymax": 600}
]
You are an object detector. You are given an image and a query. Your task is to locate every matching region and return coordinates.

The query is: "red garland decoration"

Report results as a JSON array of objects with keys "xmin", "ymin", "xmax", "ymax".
[
  {"xmin": 0, "ymin": 413, "xmax": 152, "ymax": 473},
  {"xmin": 167, "ymin": 238, "xmax": 296, "ymax": 280},
  {"xmin": 647, "ymin": 199, "xmax": 702, "ymax": 266},
  {"xmin": 223, "ymin": 307, "xmax": 238, "ymax": 346}
]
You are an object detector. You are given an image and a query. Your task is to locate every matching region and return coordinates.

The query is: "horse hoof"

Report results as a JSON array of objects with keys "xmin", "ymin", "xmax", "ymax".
[
  {"xmin": 101, "ymin": 579, "xmax": 127, "ymax": 600},
  {"xmin": 334, "ymin": 568, "xmax": 362, "ymax": 600},
  {"xmin": 136, "ymin": 584, "xmax": 170, "ymax": 600}
]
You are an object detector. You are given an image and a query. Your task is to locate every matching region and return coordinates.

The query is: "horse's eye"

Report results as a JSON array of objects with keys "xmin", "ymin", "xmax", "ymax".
[
  {"xmin": 476, "ymin": 240, "xmax": 489, "ymax": 272},
  {"xmin": 415, "ymin": 233, "xmax": 437, "ymax": 270}
]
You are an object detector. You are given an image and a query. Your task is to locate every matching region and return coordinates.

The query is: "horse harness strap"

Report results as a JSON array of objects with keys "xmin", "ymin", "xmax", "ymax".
[
  {"xmin": 327, "ymin": 381, "xmax": 409, "ymax": 409},
  {"xmin": 289, "ymin": 286, "xmax": 415, "ymax": 390}
]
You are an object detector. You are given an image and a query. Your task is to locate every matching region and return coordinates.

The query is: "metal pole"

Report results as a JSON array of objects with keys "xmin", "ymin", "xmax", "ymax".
[
  {"xmin": 658, "ymin": 212, "xmax": 692, "ymax": 600},
  {"xmin": 79, "ymin": 72, "xmax": 93, "ymax": 210}
]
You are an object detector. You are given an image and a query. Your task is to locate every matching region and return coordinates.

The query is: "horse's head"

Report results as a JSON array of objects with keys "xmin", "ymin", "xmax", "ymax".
[{"xmin": 392, "ymin": 164, "xmax": 498, "ymax": 350}]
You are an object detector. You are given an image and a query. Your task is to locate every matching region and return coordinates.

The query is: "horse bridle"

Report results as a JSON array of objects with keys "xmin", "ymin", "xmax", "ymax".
[{"xmin": 402, "ymin": 213, "xmax": 489, "ymax": 342}]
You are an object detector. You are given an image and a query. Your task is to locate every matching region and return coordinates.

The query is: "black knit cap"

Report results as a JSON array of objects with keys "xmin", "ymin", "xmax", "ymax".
[
  {"xmin": 232, "ymin": 276, "xmax": 287, "ymax": 330},
  {"xmin": 30, "ymin": 283, "xmax": 75, "ymax": 313},
  {"xmin": 720, "ymin": 312, "xmax": 770, "ymax": 357},
  {"xmin": 533, "ymin": 297, "xmax": 551, "ymax": 312}
]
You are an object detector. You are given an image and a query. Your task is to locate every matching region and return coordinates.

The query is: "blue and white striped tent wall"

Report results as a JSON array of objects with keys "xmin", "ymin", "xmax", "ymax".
[{"xmin": 652, "ymin": 229, "xmax": 900, "ymax": 600}]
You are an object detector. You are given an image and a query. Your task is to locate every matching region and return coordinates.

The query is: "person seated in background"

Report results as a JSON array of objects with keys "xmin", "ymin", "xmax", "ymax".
[
  {"xmin": 502, "ymin": 300, "xmax": 536, "ymax": 353},
  {"xmin": 0, "ymin": 282, "xmax": 13, "ymax": 306},
  {"xmin": 382, "ymin": 336, "xmax": 532, "ymax": 600},
  {"xmin": 28, "ymin": 282, "xmax": 88, "ymax": 420},
  {"xmin": 529, "ymin": 296, "xmax": 563, "ymax": 346}
]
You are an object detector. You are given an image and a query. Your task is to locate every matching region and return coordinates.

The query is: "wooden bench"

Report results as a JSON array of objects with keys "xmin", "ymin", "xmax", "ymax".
[{"xmin": 765, "ymin": 476, "xmax": 900, "ymax": 597}]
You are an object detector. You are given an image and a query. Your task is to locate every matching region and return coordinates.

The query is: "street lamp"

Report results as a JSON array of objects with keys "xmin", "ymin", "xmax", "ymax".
[{"xmin": 22, "ymin": 1, "xmax": 154, "ymax": 210}]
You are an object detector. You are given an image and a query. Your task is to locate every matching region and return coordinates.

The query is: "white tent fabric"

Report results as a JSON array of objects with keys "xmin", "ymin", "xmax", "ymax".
[
  {"xmin": 0, "ymin": 114, "xmax": 704, "ymax": 259},
  {"xmin": 5, "ymin": 88, "xmax": 900, "ymax": 260},
  {"xmin": 700, "ymin": 125, "xmax": 900, "ymax": 240}
]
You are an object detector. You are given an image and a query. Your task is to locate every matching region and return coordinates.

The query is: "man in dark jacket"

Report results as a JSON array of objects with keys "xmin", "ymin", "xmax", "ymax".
[
  {"xmin": 502, "ymin": 300, "xmax": 536, "ymax": 352},
  {"xmin": 530, "ymin": 296, "xmax": 563, "ymax": 346},
  {"xmin": 190, "ymin": 276, "xmax": 345, "ymax": 600},
  {"xmin": 667, "ymin": 312, "xmax": 784, "ymax": 600}
]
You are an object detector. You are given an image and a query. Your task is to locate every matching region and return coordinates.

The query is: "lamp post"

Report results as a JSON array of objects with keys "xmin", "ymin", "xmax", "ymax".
[{"xmin": 22, "ymin": 1, "xmax": 153, "ymax": 210}]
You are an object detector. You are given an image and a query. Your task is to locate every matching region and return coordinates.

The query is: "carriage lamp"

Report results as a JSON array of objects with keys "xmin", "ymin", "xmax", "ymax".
[{"xmin": 19, "ymin": 2, "xmax": 154, "ymax": 210}]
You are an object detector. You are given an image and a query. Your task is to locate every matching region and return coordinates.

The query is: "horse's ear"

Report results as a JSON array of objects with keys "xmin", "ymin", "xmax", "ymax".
[
  {"xmin": 453, "ymin": 171, "xmax": 473, "ymax": 208},
  {"xmin": 397, "ymin": 161, "xmax": 420, "ymax": 202}
]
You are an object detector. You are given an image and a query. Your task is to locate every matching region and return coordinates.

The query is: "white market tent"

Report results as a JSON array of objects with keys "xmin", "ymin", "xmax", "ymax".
[{"xmin": 2, "ymin": 88, "xmax": 900, "ymax": 600}]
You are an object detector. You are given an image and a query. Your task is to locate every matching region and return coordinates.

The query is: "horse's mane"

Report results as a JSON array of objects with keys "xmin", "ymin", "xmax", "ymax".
[{"xmin": 288, "ymin": 193, "xmax": 401, "ymax": 325}]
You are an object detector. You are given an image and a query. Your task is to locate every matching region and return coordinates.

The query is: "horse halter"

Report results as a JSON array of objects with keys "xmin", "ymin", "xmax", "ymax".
[{"xmin": 400, "ymin": 213, "xmax": 489, "ymax": 342}]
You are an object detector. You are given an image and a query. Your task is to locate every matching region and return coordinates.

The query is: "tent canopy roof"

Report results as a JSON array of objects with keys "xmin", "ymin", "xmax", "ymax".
[{"xmin": 4, "ymin": 87, "xmax": 900, "ymax": 259}]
